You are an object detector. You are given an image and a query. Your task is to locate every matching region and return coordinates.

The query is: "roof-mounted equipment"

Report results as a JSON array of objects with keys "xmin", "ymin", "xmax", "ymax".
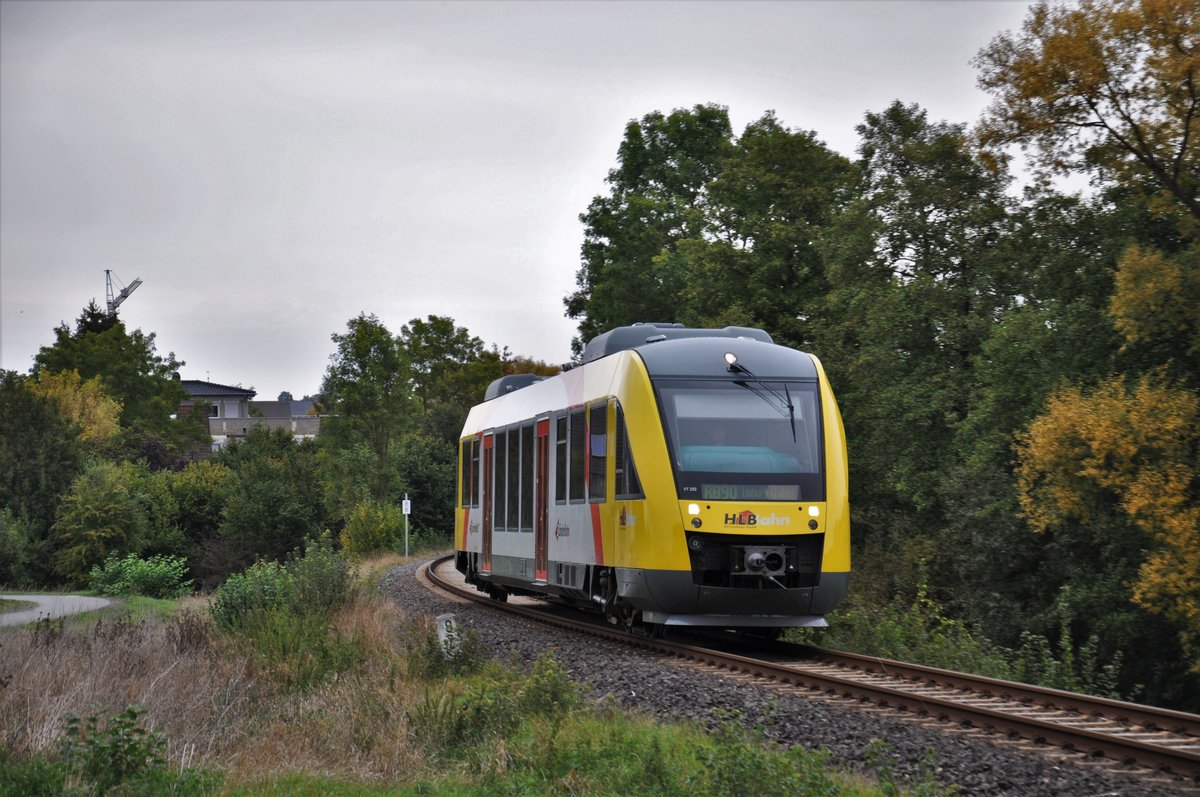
[
  {"xmin": 484, "ymin": 373, "xmax": 546, "ymax": 401},
  {"xmin": 581, "ymin": 323, "xmax": 773, "ymax": 364}
]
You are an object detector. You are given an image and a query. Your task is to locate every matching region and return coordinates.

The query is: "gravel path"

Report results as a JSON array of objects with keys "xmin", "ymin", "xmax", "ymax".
[
  {"xmin": 381, "ymin": 560, "xmax": 1193, "ymax": 796},
  {"xmin": 0, "ymin": 594, "xmax": 113, "ymax": 627}
]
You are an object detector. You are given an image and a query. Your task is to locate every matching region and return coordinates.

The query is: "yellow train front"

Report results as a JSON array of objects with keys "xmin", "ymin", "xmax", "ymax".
[{"xmin": 455, "ymin": 323, "xmax": 850, "ymax": 633}]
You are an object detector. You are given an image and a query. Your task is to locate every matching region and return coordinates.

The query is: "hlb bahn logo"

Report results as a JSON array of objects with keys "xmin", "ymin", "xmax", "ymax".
[{"xmin": 723, "ymin": 510, "xmax": 791, "ymax": 527}]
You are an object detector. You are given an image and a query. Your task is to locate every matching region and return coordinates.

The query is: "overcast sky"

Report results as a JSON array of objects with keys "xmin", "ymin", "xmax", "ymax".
[{"xmin": 1, "ymin": 0, "xmax": 1034, "ymax": 401}]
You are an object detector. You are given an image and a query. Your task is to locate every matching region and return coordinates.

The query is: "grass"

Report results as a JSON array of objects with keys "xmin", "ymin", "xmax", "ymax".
[
  {"xmin": 0, "ymin": 598, "xmax": 36, "ymax": 614},
  {"xmin": 790, "ymin": 581, "xmax": 1130, "ymax": 701},
  {"xmin": 0, "ymin": 552, "xmax": 954, "ymax": 796}
]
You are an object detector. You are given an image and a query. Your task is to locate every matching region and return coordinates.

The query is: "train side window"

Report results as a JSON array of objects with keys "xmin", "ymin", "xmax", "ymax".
[
  {"xmin": 494, "ymin": 430, "xmax": 504, "ymax": 529},
  {"xmin": 555, "ymin": 415, "xmax": 568, "ymax": 504},
  {"xmin": 506, "ymin": 426, "xmax": 519, "ymax": 531},
  {"xmin": 460, "ymin": 438, "xmax": 471, "ymax": 508},
  {"xmin": 471, "ymin": 435, "xmax": 481, "ymax": 508},
  {"xmin": 520, "ymin": 423, "xmax": 534, "ymax": 531},
  {"xmin": 569, "ymin": 408, "xmax": 586, "ymax": 503},
  {"xmin": 615, "ymin": 405, "xmax": 644, "ymax": 499},
  {"xmin": 588, "ymin": 403, "xmax": 607, "ymax": 503}
]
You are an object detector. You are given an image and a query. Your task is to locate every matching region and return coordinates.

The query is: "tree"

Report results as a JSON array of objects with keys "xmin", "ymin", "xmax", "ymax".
[
  {"xmin": 0, "ymin": 371, "xmax": 83, "ymax": 549},
  {"xmin": 818, "ymin": 102, "xmax": 1015, "ymax": 529},
  {"xmin": 214, "ymin": 428, "xmax": 326, "ymax": 573},
  {"xmin": 937, "ymin": 190, "xmax": 1140, "ymax": 637},
  {"xmin": 73, "ymin": 299, "xmax": 118, "ymax": 335},
  {"xmin": 321, "ymin": 314, "xmax": 411, "ymax": 502},
  {"xmin": 28, "ymin": 369, "xmax": 122, "ymax": 447},
  {"xmin": 0, "ymin": 510, "xmax": 38, "ymax": 586},
  {"xmin": 565, "ymin": 104, "xmax": 735, "ymax": 352},
  {"xmin": 170, "ymin": 460, "xmax": 232, "ymax": 547},
  {"xmin": 1108, "ymin": 241, "xmax": 1200, "ymax": 365},
  {"xmin": 976, "ymin": 0, "xmax": 1200, "ymax": 224},
  {"xmin": 1015, "ymin": 372, "xmax": 1200, "ymax": 666},
  {"xmin": 399, "ymin": 315, "xmax": 494, "ymax": 412},
  {"xmin": 51, "ymin": 461, "xmax": 161, "ymax": 585},
  {"xmin": 678, "ymin": 112, "xmax": 853, "ymax": 347},
  {"xmin": 33, "ymin": 308, "xmax": 201, "ymax": 465}
]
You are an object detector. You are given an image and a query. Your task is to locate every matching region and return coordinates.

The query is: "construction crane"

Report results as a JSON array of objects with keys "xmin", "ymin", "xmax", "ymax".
[{"xmin": 105, "ymin": 270, "xmax": 142, "ymax": 316}]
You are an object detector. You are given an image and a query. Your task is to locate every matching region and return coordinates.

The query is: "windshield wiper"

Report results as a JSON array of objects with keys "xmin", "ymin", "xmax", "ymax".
[
  {"xmin": 728, "ymin": 359, "xmax": 797, "ymax": 443},
  {"xmin": 784, "ymin": 382, "xmax": 796, "ymax": 444}
]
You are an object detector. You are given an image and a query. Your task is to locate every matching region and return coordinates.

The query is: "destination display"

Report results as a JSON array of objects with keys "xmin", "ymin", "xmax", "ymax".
[{"xmin": 700, "ymin": 483, "xmax": 800, "ymax": 501}]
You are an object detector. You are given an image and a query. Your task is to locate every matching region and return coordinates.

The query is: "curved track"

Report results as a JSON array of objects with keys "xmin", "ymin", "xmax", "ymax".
[{"xmin": 422, "ymin": 554, "xmax": 1200, "ymax": 783}]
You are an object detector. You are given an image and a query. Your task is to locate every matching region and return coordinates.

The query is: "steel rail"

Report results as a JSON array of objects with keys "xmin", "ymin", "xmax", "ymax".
[
  {"xmin": 421, "ymin": 555, "xmax": 1200, "ymax": 780},
  {"xmin": 789, "ymin": 646, "xmax": 1200, "ymax": 737}
]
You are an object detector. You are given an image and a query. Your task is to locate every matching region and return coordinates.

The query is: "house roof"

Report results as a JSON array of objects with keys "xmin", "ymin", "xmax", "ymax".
[
  {"xmin": 179, "ymin": 380, "xmax": 257, "ymax": 399},
  {"xmin": 290, "ymin": 398, "xmax": 316, "ymax": 416},
  {"xmin": 251, "ymin": 400, "xmax": 291, "ymax": 418}
]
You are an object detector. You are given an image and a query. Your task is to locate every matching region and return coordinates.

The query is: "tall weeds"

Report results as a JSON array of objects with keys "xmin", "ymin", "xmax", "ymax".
[{"xmin": 2, "ymin": 552, "xmax": 931, "ymax": 795}]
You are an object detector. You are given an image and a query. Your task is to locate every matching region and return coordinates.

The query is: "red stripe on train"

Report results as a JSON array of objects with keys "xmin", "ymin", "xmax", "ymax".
[{"xmin": 591, "ymin": 503, "xmax": 604, "ymax": 565}]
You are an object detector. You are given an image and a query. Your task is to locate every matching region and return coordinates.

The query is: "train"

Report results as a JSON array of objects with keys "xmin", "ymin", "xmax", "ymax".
[{"xmin": 454, "ymin": 323, "xmax": 850, "ymax": 635}]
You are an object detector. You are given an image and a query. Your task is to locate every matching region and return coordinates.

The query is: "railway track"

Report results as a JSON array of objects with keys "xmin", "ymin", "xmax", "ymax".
[{"xmin": 422, "ymin": 554, "xmax": 1200, "ymax": 784}]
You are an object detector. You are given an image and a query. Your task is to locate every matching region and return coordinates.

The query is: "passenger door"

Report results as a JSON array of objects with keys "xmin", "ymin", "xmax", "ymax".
[
  {"xmin": 534, "ymin": 418, "xmax": 549, "ymax": 583},
  {"xmin": 482, "ymin": 432, "xmax": 494, "ymax": 574}
]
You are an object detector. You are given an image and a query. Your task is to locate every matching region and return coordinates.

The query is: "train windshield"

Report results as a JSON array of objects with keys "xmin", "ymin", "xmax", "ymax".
[{"xmin": 656, "ymin": 380, "xmax": 824, "ymax": 502}]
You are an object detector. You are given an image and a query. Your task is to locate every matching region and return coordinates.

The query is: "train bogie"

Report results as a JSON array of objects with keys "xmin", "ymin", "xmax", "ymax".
[{"xmin": 455, "ymin": 324, "xmax": 850, "ymax": 631}]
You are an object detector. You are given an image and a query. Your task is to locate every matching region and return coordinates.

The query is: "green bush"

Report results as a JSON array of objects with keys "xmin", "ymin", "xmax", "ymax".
[
  {"xmin": 88, "ymin": 553, "xmax": 193, "ymax": 599},
  {"xmin": 209, "ymin": 534, "xmax": 354, "ymax": 632},
  {"xmin": 408, "ymin": 676, "xmax": 523, "ymax": 754},
  {"xmin": 792, "ymin": 576, "xmax": 1013, "ymax": 678},
  {"xmin": 518, "ymin": 650, "xmax": 582, "ymax": 719},
  {"xmin": 61, "ymin": 706, "xmax": 165, "ymax": 793},
  {"xmin": 208, "ymin": 560, "xmax": 294, "ymax": 631},
  {"xmin": 407, "ymin": 651, "xmax": 581, "ymax": 760},
  {"xmin": 19, "ymin": 705, "xmax": 223, "ymax": 797},
  {"xmin": 1011, "ymin": 597, "xmax": 1126, "ymax": 698},
  {"xmin": 0, "ymin": 509, "xmax": 37, "ymax": 587},
  {"xmin": 236, "ymin": 607, "xmax": 360, "ymax": 690},
  {"xmin": 286, "ymin": 533, "xmax": 352, "ymax": 615},
  {"xmin": 338, "ymin": 500, "xmax": 404, "ymax": 555},
  {"xmin": 207, "ymin": 536, "xmax": 358, "ymax": 690}
]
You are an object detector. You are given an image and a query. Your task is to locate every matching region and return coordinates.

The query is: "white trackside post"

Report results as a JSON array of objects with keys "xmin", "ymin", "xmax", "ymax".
[{"xmin": 402, "ymin": 493, "xmax": 412, "ymax": 557}]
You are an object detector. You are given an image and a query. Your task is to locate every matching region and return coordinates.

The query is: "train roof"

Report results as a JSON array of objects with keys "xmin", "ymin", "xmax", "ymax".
[
  {"xmin": 636, "ymin": 336, "xmax": 818, "ymax": 380},
  {"xmin": 479, "ymin": 324, "xmax": 817, "ymax": 408},
  {"xmin": 580, "ymin": 323, "xmax": 773, "ymax": 364}
]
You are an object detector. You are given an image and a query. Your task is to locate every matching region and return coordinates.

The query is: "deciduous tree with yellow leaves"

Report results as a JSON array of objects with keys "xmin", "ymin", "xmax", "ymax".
[
  {"xmin": 28, "ymin": 369, "xmax": 122, "ymax": 447},
  {"xmin": 976, "ymin": 0, "xmax": 1200, "ymax": 224},
  {"xmin": 1015, "ymin": 373, "xmax": 1200, "ymax": 665}
]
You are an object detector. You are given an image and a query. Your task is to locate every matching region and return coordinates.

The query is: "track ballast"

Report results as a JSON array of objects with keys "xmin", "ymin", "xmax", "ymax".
[{"xmin": 401, "ymin": 555, "xmax": 1198, "ymax": 795}]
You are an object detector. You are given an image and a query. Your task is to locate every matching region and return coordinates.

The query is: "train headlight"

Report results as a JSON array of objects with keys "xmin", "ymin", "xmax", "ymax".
[
  {"xmin": 687, "ymin": 503, "xmax": 700, "ymax": 515},
  {"xmin": 808, "ymin": 505, "xmax": 820, "ymax": 517}
]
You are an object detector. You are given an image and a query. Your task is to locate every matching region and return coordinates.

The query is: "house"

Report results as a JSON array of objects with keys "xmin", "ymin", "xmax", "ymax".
[{"xmin": 177, "ymin": 378, "xmax": 321, "ymax": 451}]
